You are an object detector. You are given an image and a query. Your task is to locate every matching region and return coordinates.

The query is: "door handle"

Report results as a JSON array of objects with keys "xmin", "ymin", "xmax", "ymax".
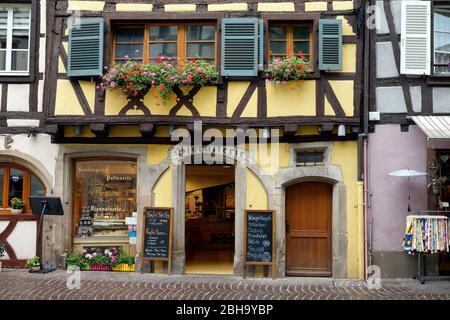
[{"xmin": 285, "ymin": 221, "xmax": 290, "ymax": 233}]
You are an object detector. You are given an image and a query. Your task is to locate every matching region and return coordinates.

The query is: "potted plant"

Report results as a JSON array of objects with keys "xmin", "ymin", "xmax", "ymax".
[
  {"xmin": 100, "ymin": 56, "xmax": 219, "ymax": 100},
  {"xmin": 264, "ymin": 53, "xmax": 312, "ymax": 85},
  {"xmin": 26, "ymin": 256, "xmax": 40, "ymax": 272},
  {"xmin": 113, "ymin": 249, "xmax": 135, "ymax": 272},
  {"xmin": 66, "ymin": 252, "xmax": 89, "ymax": 271},
  {"xmin": 10, "ymin": 198, "xmax": 24, "ymax": 214}
]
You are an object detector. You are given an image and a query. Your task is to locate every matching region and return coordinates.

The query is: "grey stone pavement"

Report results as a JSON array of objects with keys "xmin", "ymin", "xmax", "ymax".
[{"xmin": 0, "ymin": 268, "xmax": 449, "ymax": 300}]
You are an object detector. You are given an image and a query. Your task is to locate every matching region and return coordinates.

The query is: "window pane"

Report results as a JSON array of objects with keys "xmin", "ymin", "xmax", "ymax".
[
  {"xmin": 0, "ymin": 29, "xmax": 6, "ymax": 49},
  {"xmin": 11, "ymin": 51, "xmax": 28, "ymax": 71},
  {"xmin": 150, "ymin": 42, "xmax": 177, "ymax": 59},
  {"xmin": 187, "ymin": 43, "xmax": 214, "ymax": 59},
  {"xmin": 115, "ymin": 28, "xmax": 144, "ymax": 42},
  {"xmin": 115, "ymin": 44, "xmax": 143, "ymax": 59},
  {"xmin": 30, "ymin": 174, "xmax": 45, "ymax": 197},
  {"xmin": 434, "ymin": 6, "xmax": 450, "ymax": 74},
  {"xmin": 74, "ymin": 160, "xmax": 137, "ymax": 239},
  {"xmin": 0, "ymin": 10, "xmax": 7, "ymax": 28},
  {"xmin": 8, "ymin": 168, "xmax": 23, "ymax": 206},
  {"xmin": 293, "ymin": 27, "xmax": 310, "ymax": 39},
  {"xmin": 187, "ymin": 25, "xmax": 215, "ymax": 41},
  {"xmin": 0, "ymin": 51, "xmax": 5, "ymax": 70},
  {"xmin": 13, "ymin": 8, "xmax": 30, "ymax": 28},
  {"xmin": 150, "ymin": 26, "xmax": 178, "ymax": 41},
  {"xmin": 12, "ymin": 29, "xmax": 29, "ymax": 49},
  {"xmin": 270, "ymin": 41, "xmax": 286, "ymax": 55},
  {"xmin": 294, "ymin": 41, "xmax": 310, "ymax": 55},
  {"xmin": 269, "ymin": 27, "xmax": 286, "ymax": 40},
  {"xmin": 0, "ymin": 168, "xmax": 3, "ymax": 208}
]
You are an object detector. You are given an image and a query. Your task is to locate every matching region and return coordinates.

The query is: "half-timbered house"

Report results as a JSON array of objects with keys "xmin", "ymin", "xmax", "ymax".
[
  {"xmin": 368, "ymin": 0, "xmax": 450, "ymax": 278},
  {"xmin": 0, "ymin": 1, "xmax": 58, "ymax": 268},
  {"xmin": 39, "ymin": 0, "xmax": 366, "ymax": 279}
]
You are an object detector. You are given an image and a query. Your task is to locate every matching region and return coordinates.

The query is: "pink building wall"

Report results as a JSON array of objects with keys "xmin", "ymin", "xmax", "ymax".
[{"xmin": 369, "ymin": 125, "xmax": 428, "ymax": 252}]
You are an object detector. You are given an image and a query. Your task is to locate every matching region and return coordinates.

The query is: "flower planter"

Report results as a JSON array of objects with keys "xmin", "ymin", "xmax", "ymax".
[
  {"xmin": 89, "ymin": 264, "xmax": 113, "ymax": 271},
  {"xmin": 11, "ymin": 209, "xmax": 23, "ymax": 214},
  {"xmin": 113, "ymin": 264, "xmax": 135, "ymax": 272},
  {"xmin": 29, "ymin": 265, "xmax": 40, "ymax": 273}
]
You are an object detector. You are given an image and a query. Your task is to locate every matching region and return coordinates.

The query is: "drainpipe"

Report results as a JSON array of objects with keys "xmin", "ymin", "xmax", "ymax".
[
  {"xmin": 360, "ymin": 0, "xmax": 371, "ymax": 281},
  {"xmin": 363, "ymin": 0, "xmax": 372, "ymax": 281}
]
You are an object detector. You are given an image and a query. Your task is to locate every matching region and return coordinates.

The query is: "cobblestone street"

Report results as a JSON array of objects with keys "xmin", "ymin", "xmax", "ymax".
[{"xmin": 0, "ymin": 269, "xmax": 449, "ymax": 300}]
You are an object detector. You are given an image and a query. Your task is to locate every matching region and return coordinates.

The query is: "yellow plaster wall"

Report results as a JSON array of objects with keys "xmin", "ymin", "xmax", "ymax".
[
  {"xmin": 55, "ymin": 80, "xmax": 84, "ymax": 115},
  {"xmin": 116, "ymin": 3, "xmax": 153, "ymax": 12},
  {"xmin": 329, "ymin": 80, "xmax": 354, "ymax": 116},
  {"xmin": 246, "ymin": 169, "xmax": 268, "ymax": 210},
  {"xmin": 336, "ymin": 16, "xmax": 356, "ymax": 36},
  {"xmin": 153, "ymin": 167, "xmax": 172, "ymax": 207},
  {"xmin": 305, "ymin": 1, "xmax": 328, "ymax": 11},
  {"xmin": 147, "ymin": 145, "xmax": 171, "ymax": 165},
  {"xmin": 105, "ymin": 89, "xmax": 129, "ymax": 115},
  {"xmin": 68, "ymin": 1, "xmax": 104, "ymax": 11},
  {"xmin": 240, "ymin": 90, "xmax": 258, "ymax": 117},
  {"xmin": 227, "ymin": 82, "xmax": 251, "ymax": 117},
  {"xmin": 296, "ymin": 126, "xmax": 318, "ymax": 136},
  {"xmin": 266, "ymin": 81, "xmax": 316, "ymax": 117},
  {"xmin": 333, "ymin": 1, "xmax": 354, "ymax": 11},
  {"xmin": 339, "ymin": 44, "xmax": 356, "ymax": 73},
  {"xmin": 257, "ymin": 2, "xmax": 295, "ymax": 12},
  {"xmin": 164, "ymin": 4, "xmax": 196, "ymax": 12},
  {"xmin": 331, "ymin": 141, "xmax": 364, "ymax": 279},
  {"xmin": 192, "ymin": 86, "xmax": 217, "ymax": 117},
  {"xmin": 208, "ymin": 3, "xmax": 248, "ymax": 11},
  {"xmin": 249, "ymin": 143, "xmax": 290, "ymax": 176}
]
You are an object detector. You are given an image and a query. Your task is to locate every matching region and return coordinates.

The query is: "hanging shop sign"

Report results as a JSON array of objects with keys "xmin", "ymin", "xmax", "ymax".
[
  {"xmin": 140, "ymin": 207, "xmax": 173, "ymax": 274},
  {"xmin": 244, "ymin": 210, "xmax": 276, "ymax": 279}
]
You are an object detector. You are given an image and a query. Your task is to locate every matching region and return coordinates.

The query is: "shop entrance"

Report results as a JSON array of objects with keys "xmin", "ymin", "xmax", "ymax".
[
  {"xmin": 285, "ymin": 182, "xmax": 332, "ymax": 277},
  {"xmin": 185, "ymin": 165, "xmax": 235, "ymax": 274}
]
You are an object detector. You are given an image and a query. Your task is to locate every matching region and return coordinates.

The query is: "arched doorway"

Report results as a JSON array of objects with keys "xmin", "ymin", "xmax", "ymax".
[{"xmin": 285, "ymin": 181, "xmax": 332, "ymax": 276}]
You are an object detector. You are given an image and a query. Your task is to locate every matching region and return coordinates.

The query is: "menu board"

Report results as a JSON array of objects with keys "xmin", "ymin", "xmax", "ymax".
[
  {"xmin": 142, "ymin": 208, "xmax": 172, "ymax": 260},
  {"xmin": 245, "ymin": 211, "xmax": 274, "ymax": 263}
]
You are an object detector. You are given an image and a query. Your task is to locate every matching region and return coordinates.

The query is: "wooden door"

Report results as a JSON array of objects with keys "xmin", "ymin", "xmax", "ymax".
[{"xmin": 286, "ymin": 182, "xmax": 332, "ymax": 276}]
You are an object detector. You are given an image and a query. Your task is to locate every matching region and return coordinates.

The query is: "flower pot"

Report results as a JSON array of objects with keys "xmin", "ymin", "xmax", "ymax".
[
  {"xmin": 29, "ymin": 265, "xmax": 40, "ymax": 272},
  {"xmin": 113, "ymin": 264, "xmax": 135, "ymax": 272},
  {"xmin": 89, "ymin": 264, "xmax": 112, "ymax": 271},
  {"xmin": 11, "ymin": 208, "xmax": 23, "ymax": 214}
]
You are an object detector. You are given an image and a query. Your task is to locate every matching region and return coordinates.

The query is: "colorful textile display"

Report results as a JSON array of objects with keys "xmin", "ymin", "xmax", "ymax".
[{"xmin": 403, "ymin": 215, "xmax": 449, "ymax": 254}]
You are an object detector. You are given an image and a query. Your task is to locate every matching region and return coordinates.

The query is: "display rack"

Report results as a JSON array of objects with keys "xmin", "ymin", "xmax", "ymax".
[{"xmin": 405, "ymin": 211, "xmax": 450, "ymax": 284}]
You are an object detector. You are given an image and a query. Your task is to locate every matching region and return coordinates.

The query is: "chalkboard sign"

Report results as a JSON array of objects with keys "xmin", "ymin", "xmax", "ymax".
[
  {"xmin": 244, "ymin": 210, "xmax": 275, "ymax": 279},
  {"xmin": 140, "ymin": 207, "xmax": 173, "ymax": 274}
]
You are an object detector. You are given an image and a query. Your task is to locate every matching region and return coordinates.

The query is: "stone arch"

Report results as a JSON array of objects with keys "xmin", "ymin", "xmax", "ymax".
[
  {"xmin": 151, "ymin": 148, "xmax": 274, "ymax": 275},
  {"xmin": 0, "ymin": 150, "xmax": 53, "ymax": 193}
]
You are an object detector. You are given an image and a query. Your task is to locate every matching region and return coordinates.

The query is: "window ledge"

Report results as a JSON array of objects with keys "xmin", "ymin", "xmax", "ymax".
[{"xmin": 426, "ymin": 75, "xmax": 450, "ymax": 86}]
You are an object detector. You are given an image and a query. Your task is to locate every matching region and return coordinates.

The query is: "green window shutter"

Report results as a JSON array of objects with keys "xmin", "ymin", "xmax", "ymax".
[
  {"xmin": 68, "ymin": 18, "xmax": 104, "ymax": 77},
  {"xmin": 319, "ymin": 19, "xmax": 342, "ymax": 71},
  {"xmin": 258, "ymin": 19, "xmax": 264, "ymax": 70},
  {"xmin": 221, "ymin": 18, "xmax": 259, "ymax": 77}
]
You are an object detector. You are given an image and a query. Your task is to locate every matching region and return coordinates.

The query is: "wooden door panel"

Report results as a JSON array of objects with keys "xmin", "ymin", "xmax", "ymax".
[{"xmin": 286, "ymin": 182, "xmax": 332, "ymax": 276}]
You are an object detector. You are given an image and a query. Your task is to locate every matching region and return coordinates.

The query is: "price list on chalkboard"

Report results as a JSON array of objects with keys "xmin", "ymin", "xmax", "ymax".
[
  {"xmin": 143, "ymin": 208, "xmax": 172, "ymax": 259},
  {"xmin": 245, "ymin": 211, "xmax": 273, "ymax": 263}
]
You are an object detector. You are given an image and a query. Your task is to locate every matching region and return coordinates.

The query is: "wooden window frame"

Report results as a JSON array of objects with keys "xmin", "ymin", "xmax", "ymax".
[
  {"xmin": 432, "ymin": 1, "xmax": 450, "ymax": 76},
  {"xmin": 0, "ymin": 0, "xmax": 37, "ymax": 83},
  {"xmin": 0, "ymin": 162, "xmax": 46, "ymax": 214},
  {"xmin": 268, "ymin": 23, "xmax": 313, "ymax": 62},
  {"xmin": 112, "ymin": 22, "xmax": 218, "ymax": 65}
]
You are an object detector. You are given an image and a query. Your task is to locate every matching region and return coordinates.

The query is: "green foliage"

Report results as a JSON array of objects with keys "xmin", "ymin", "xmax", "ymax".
[
  {"xmin": 26, "ymin": 256, "xmax": 40, "ymax": 268},
  {"xmin": 264, "ymin": 54, "xmax": 312, "ymax": 83},
  {"xmin": 100, "ymin": 57, "xmax": 219, "ymax": 99},
  {"xmin": 10, "ymin": 198, "xmax": 24, "ymax": 209},
  {"xmin": 66, "ymin": 247, "xmax": 135, "ymax": 270}
]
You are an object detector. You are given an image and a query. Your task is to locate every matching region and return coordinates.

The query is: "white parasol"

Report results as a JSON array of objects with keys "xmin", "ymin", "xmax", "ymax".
[{"xmin": 389, "ymin": 169, "xmax": 428, "ymax": 212}]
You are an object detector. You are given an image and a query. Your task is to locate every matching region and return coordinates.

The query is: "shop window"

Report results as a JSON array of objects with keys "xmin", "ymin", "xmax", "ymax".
[
  {"xmin": 0, "ymin": 4, "xmax": 31, "ymax": 75},
  {"xmin": 296, "ymin": 150, "xmax": 324, "ymax": 166},
  {"xmin": 0, "ymin": 163, "xmax": 46, "ymax": 213},
  {"xmin": 73, "ymin": 159, "xmax": 137, "ymax": 239},
  {"xmin": 113, "ymin": 23, "xmax": 217, "ymax": 64},
  {"xmin": 268, "ymin": 24, "xmax": 313, "ymax": 62}
]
